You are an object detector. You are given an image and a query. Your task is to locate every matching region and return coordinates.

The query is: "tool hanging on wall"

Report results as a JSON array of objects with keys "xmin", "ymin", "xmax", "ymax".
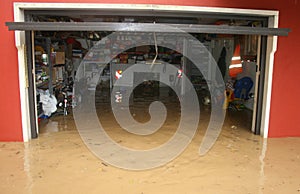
[{"xmin": 217, "ymin": 46, "xmax": 227, "ymax": 79}]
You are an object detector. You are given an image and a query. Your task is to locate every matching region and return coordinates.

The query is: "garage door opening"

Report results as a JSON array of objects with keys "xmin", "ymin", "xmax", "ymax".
[
  {"xmin": 6, "ymin": 3, "xmax": 289, "ymax": 143},
  {"xmin": 30, "ymin": 20, "xmax": 259, "ymax": 136}
]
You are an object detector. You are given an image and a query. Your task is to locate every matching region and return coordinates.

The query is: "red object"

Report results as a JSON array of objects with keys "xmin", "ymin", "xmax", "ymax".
[
  {"xmin": 177, "ymin": 69, "xmax": 183, "ymax": 78},
  {"xmin": 66, "ymin": 37, "xmax": 75, "ymax": 44},
  {"xmin": 115, "ymin": 70, "xmax": 122, "ymax": 80},
  {"xmin": 229, "ymin": 44, "xmax": 243, "ymax": 78}
]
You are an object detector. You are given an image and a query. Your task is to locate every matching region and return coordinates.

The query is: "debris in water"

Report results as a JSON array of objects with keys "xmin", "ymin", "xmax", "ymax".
[
  {"xmin": 102, "ymin": 162, "xmax": 108, "ymax": 166},
  {"xmin": 231, "ymin": 125, "xmax": 237, "ymax": 129}
]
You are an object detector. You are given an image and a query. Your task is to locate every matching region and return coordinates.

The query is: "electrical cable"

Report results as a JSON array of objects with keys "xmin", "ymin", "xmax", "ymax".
[{"xmin": 150, "ymin": 30, "xmax": 158, "ymax": 70}]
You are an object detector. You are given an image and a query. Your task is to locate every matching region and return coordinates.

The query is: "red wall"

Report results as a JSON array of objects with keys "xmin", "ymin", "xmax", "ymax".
[
  {"xmin": 0, "ymin": 0, "xmax": 299, "ymax": 141},
  {"xmin": 0, "ymin": 1, "xmax": 23, "ymax": 141}
]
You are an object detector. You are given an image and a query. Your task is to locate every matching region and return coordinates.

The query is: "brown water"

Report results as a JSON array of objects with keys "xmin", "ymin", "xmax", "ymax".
[{"xmin": 0, "ymin": 104, "xmax": 299, "ymax": 194}]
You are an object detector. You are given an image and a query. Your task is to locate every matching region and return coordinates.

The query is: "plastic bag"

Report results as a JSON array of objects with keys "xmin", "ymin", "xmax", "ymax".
[{"xmin": 39, "ymin": 90, "xmax": 57, "ymax": 116}]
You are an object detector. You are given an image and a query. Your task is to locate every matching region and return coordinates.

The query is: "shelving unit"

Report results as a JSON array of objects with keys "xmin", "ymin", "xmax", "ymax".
[
  {"xmin": 34, "ymin": 37, "xmax": 67, "ymax": 94},
  {"xmin": 34, "ymin": 36, "xmax": 69, "ymax": 117},
  {"xmin": 183, "ymin": 39, "xmax": 213, "ymax": 92}
]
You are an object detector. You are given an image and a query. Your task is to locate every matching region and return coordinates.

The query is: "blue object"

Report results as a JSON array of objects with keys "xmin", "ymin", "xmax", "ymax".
[
  {"xmin": 40, "ymin": 114, "xmax": 49, "ymax": 119},
  {"xmin": 234, "ymin": 77, "xmax": 253, "ymax": 100}
]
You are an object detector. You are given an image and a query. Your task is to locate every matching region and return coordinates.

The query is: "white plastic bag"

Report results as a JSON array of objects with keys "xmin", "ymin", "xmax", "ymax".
[{"xmin": 39, "ymin": 90, "xmax": 57, "ymax": 116}]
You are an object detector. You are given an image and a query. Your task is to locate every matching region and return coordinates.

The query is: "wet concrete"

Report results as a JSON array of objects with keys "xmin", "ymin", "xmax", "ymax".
[{"xmin": 0, "ymin": 103, "xmax": 300, "ymax": 194}]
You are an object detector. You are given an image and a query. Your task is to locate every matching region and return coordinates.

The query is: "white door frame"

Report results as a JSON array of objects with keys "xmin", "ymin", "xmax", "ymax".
[{"xmin": 13, "ymin": 3, "xmax": 278, "ymax": 141}]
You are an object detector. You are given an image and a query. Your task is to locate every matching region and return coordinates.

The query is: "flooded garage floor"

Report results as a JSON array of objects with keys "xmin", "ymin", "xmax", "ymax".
[{"xmin": 0, "ymin": 102, "xmax": 299, "ymax": 194}]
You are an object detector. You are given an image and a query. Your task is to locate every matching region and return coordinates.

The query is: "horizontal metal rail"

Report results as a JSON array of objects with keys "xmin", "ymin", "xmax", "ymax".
[{"xmin": 6, "ymin": 22, "xmax": 290, "ymax": 36}]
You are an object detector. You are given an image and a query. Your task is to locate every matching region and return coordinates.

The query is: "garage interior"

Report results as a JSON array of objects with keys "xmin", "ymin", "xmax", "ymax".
[{"xmin": 30, "ymin": 11, "xmax": 261, "ymax": 138}]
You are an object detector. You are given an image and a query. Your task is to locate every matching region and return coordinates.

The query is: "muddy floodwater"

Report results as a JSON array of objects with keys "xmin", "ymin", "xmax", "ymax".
[{"xmin": 1, "ymin": 101, "xmax": 299, "ymax": 194}]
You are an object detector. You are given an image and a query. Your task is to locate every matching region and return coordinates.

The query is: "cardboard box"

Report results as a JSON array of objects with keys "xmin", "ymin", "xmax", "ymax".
[
  {"xmin": 136, "ymin": 45, "xmax": 150, "ymax": 53},
  {"xmin": 55, "ymin": 52, "xmax": 65, "ymax": 64},
  {"xmin": 53, "ymin": 66, "xmax": 64, "ymax": 81}
]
